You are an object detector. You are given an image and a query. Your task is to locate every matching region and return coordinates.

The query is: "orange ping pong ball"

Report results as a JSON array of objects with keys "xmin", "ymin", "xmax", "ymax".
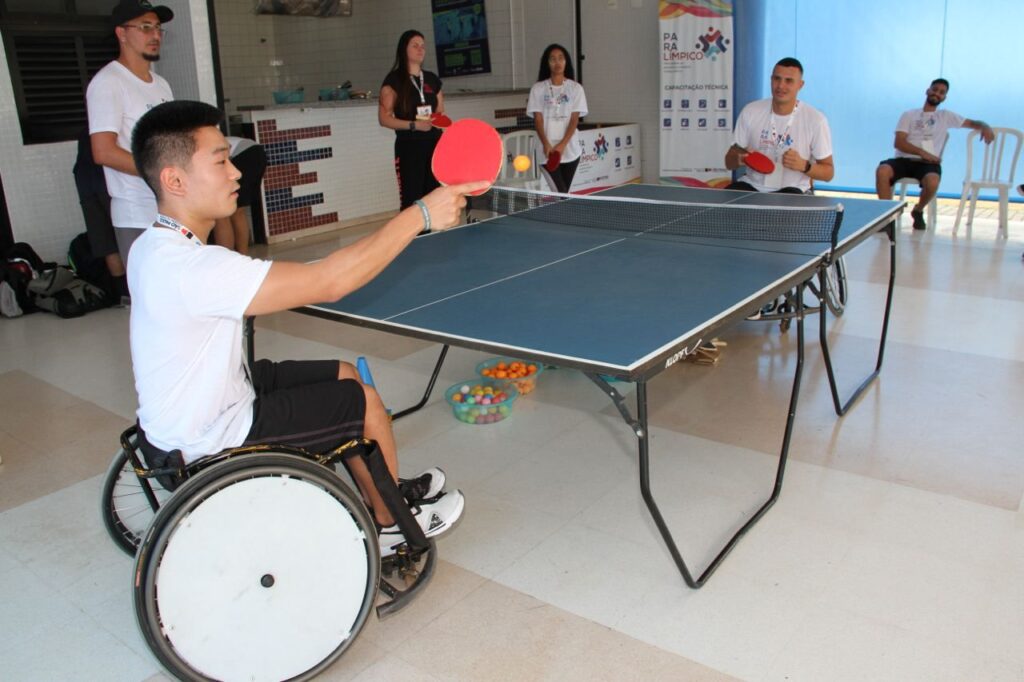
[{"xmin": 512, "ymin": 154, "xmax": 531, "ymax": 172}]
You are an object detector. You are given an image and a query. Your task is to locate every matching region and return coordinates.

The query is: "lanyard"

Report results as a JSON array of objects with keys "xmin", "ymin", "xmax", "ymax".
[
  {"xmin": 410, "ymin": 73, "xmax": 426, "ymax": 104},
  {"xmin": 155, "ymin": 213, "xmax": 202, "ymax": 246},
  {"xmin": 548, "ymin": 80, "xmax": 566, "ymax": 116},
  {"xmin": 769, "ymin": 102, "xmax": 799, "ymax": 151}
]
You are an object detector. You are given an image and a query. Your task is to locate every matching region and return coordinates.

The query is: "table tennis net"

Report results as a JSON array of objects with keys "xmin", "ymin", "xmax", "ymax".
[{"xmin": 478, "ymin": 186, "xmax": 844, "ymax": 245}]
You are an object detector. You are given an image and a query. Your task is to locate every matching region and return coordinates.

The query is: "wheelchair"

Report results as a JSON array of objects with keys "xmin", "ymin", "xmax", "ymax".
[
  {"xmin": 747, "ymin": 256, "xmax": 847, "ymax": 332},
  {"xmin": 101, "ymin": 423, "xmax": 437, "ymax": 681}
]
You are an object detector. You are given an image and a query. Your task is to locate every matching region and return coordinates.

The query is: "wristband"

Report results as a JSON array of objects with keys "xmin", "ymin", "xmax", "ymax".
[
  {"xmin": 408, "ymin": 120, "xmax": 416, "ymax": 131},
  {"xmin": 803, "ymin": 160, "xmax": 813, "ymax": 174},
  {"xmin": 414, "ymin": 199, "xmax": 431, "ymax": 233}
]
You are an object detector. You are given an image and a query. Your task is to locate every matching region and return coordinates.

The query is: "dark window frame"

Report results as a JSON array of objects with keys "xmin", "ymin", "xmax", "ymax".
[{"xmin": 1, "ymin": 1, "xmax": 119, "ymax": 144}]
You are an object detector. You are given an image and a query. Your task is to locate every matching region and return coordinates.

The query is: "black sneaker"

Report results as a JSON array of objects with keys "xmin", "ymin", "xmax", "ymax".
[
  {"xmin": 911, "ymin": 211, "xmax": 926, "ymax": 230},
  {"xmin": 399, "ymin": 467, "xmax": 445, "ymax": 503}
]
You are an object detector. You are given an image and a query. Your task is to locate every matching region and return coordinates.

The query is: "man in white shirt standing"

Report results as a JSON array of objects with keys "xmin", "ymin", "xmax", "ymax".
[
  {"xmin": 86, "ymin": 0, "xmax": 174, "ymax": 271},
  {"xmin": 875, "ymin": 78, "xmax": 993, "ymax": 230},
  {"xmin": 724, "ymin": 57, "xmax": 834, "ymax": 194}
]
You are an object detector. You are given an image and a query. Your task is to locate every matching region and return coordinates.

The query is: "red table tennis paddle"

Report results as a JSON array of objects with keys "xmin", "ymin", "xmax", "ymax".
[
  {"xmin": 745, "ymin": 151, "xmax": 775, "ymax": 174},
  {"xmin": 431, "ymin": 118, "xmax": 503, "ymax": 196},
  {"xmin": 430, "ymin": 112, "xmax": 452, "ymax": 128},
  {"xmin": 544, "ymin": 150, "xmax": 562, "ymax": 172}
]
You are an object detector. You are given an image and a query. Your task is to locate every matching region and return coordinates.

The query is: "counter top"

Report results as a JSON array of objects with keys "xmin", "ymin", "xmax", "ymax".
[{"xmin": 235, "ymin": 87, "xmax": 528, "ymax": 113}]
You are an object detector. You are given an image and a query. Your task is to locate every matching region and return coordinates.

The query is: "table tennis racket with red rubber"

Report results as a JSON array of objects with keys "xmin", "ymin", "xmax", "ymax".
[
  {"xmin": 744, "ymin": 151, "xmax": 775, "ymax": 174},
  {"xmin": 430, "ymin": 112, "xmax": 452, "ymax": 128},
  {"xmin": 544, "ymin": 150, "xmax": 562, "ymax": 172},
  {"xmin": 431, "ymin": 118, "xmax": 503, "ymax": 196}
]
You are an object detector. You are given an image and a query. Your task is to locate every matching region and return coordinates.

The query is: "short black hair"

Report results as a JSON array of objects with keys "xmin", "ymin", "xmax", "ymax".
[
  {"xmin": 775, "ymin": 57, "xmax": 804, "ymax": 75},
  {"xmin": 931, "ymin": 78, "xmax": 950, "ymax": 91},
  {"xmin": 131, "ymin": 100, "xmax": 223, "ymax": 199}
]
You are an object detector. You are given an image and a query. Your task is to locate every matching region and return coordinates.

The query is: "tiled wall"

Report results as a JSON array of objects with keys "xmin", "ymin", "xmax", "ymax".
[
  {"xmin": 0, "ymin": 0, "xmax": 663, "ymax": 260},
  {"xmin": 214, "ymin": 0, "xmax": 519, "ymax": 114}
]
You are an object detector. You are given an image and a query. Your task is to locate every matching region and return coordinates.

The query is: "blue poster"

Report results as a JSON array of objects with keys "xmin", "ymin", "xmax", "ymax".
[{"xmin": 431, "ymin": 0, "xmax": 491, "ymax": 77}]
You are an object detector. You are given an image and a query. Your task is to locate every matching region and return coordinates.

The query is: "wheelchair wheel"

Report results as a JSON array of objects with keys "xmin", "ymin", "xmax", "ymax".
[
  {"xmin": 822, "ymin": 256, "xmax": 848, "ymax": 317},
  {"xmin": 134, "ymin": 454, "xmax": 380, "ymax": 682},
  {"xmin": 101, "ymin": 443, "xmax": 171, "ymax": 556}
]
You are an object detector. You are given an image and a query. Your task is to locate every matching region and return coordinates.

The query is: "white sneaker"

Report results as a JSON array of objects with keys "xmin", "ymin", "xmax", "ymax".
[
  {"xmin": 378, "ymin": 489, "xmax": 465, "ymax": 557},
  {"xmin": 399, "ymin": 467, "xmax": 446, "ymax": 502}
]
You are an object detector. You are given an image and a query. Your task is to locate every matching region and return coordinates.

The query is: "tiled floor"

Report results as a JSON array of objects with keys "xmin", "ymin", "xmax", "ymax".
[{"xmin": 1, "ymin": 197, "xmax": 1022, "ymax": 681}]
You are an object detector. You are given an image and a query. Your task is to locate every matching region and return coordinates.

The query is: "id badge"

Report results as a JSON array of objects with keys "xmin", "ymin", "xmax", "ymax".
[
  {"xmin": 763, "ymin": 149, "xmax": 783, "ymax": 189},
  {"xmin": 416, "ymin": 105, "xmax": 432, "ymax": 121}
]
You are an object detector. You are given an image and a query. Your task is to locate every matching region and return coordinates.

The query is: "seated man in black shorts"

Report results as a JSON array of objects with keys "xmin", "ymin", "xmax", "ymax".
[
  {"xmin": 128, "ymin": 100, "xmax": 487, "ymax": 555},
  {"xmin": 875, "ymin": 78, "xmax": 993, "ymax": 230}
]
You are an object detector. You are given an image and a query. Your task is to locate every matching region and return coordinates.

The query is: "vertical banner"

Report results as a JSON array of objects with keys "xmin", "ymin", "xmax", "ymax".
[
  {"xmin": 432, "ymin": 0, "xmax": 492, "ymax": 77},
  {"xmin": 658, "ymin": 0, "xmax": 733, "ymax": 188}
]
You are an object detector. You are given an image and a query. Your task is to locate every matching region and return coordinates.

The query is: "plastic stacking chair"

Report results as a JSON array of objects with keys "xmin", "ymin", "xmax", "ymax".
[
  {"xmin": 498, "ymin": 130, "xmax": 545, "ymax": 191},
  {"xmin": 953, "ymin": 127, "xmax": 1023, "ymax": 236}
]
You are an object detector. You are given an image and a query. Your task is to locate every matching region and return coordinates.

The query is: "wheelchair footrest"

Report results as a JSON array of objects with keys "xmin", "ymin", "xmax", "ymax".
[{"xmin": 376, "ymin": 539, "xmax": 437, "ymax": 619}]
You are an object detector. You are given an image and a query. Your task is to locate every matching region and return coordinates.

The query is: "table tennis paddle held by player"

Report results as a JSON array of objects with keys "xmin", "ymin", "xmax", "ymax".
[
  {"xmin": 430, "ymin": 112, "xmax": 452, "ymax": 128},
  {"xmin": 431, "ymin": 118, "xmax": 503, "ymax": 196},
  {"xmin": 544, "ymin": 150, "xmax": 561, "ymax": 172},
  {"xmin": 744, "ymin": 151, "xmax": 775, "ymax": 174}
]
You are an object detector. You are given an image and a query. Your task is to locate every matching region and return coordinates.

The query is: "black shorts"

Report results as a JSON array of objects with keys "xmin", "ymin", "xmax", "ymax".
[
  {"xmin": 232, "ymin": 145, "xmax": 268, "ymax": 207},
  {"xmin": 879, "ymin": 158, "xmax": 942, "ymax": 185},
  {"xmin": 244, "ymin": 359, "xmax": 366, "ymax": 452},
  {"xmin": 79, "ymin": 192, "xmax": 118, "ymax": 258},
  {"xmin": 725, "ymin": 180, "xmax": 806, "ymax": 195}
]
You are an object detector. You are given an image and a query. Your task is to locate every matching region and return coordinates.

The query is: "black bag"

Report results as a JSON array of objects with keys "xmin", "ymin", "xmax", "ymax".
[
  {"xmin": 1, "ymin": 242, "xmax": 50, "ymax": 316},
  {"xmin": 67, "ymin": 232, "xmax": 115, "ymax": 299},
  {"xmin": 27, "ymin": 266, "xmax": 112, "ymax": 318}
]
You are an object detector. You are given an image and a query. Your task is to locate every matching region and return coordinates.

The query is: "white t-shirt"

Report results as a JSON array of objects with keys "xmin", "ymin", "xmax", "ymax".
[
  {"xmin": 526, "ymin": 78, "xmax": 589, "ymax": 163},
  {"xmin": 86, "ymin": 61, "xmax": 173, "ymax": 229},
  {"xmin": 894, "ymin": 108, "xmax": 964, "ymax": 159},
  {"xmin": 733, "ymin": 98, "xmax": 833, "ymax": 193},
  {"xmin": 128, "ymin": 226, "xmax": 272, "ymax": 463}
]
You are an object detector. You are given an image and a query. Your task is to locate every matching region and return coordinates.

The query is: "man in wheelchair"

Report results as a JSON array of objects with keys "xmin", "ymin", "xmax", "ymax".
[{"xmin": 127, "ymin": 100, "xmax": 487, "ymax": 556}]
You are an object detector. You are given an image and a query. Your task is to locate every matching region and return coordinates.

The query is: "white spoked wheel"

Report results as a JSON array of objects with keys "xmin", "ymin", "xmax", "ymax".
[{"xmin": 134, "ymin": 454, "xmax": 380, "ymax": 682}]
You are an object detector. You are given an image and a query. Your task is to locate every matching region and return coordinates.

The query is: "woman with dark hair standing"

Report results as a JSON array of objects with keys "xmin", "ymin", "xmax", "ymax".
[
  {"xmin": 379, "ymin": 30, "xmax": 445, "ymax": 211},
  {"xmin": 526, "ymin": 44, "xmax": 588, "ymax": 193}
]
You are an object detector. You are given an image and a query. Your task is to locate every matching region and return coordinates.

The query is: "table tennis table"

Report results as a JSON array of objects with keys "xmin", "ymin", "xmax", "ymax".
[{"xmin": 300, "ymin": 184, "xmax": 903, "ymax": 588}]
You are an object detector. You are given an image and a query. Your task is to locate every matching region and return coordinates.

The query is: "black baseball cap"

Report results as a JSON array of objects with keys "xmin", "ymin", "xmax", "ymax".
[{"xmin": 111, "ymin": 0, "xmax": 173, "ymax": 27}]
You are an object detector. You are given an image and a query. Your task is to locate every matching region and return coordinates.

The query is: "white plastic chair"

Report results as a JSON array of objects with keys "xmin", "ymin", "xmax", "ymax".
[
  {"xmin": 498, "ymin": 130, "xmax": 544, "ymax": 191},
  {"xmin": 953, "ymin": 127, "xmax": 1023, "ymax": 235}
]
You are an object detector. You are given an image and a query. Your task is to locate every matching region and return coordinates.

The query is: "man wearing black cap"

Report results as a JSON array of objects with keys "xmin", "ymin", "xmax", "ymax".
[{"xmin": 86, "ymin": 0, "xmax": 175, "ymax": 278}]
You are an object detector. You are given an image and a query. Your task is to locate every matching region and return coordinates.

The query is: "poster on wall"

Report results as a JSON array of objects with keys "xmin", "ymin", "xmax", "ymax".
[
  {"xmin": 431, "ymin": 0, "xmax": 491, "ymax": 77},
  {"xmin": 658, "ymin": 0, "xmax": 733, "ymax": 188}
]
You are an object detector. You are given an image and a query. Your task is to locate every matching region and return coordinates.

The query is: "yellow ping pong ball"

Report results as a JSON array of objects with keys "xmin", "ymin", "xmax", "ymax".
[{"xmin": 512, "ymin": 155, "xmax": 531, "ymax": 172}]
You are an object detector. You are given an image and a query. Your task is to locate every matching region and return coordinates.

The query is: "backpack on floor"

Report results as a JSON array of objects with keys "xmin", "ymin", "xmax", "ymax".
[
  {"xmin": 67, "ymin": 232, "xmax": 115, "ymax": 299},
  {"xmin": 27, "ymin": 265, "xmax": 111, "ymax": 319},
  {"xmin": 1, "ymin": 242, "xmax": 50, "ymax": 316}
]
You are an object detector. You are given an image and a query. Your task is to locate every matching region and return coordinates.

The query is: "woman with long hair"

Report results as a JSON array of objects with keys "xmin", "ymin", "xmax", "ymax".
[
  {"xmin": 526, "ymin": 44, "xmax": 588, "ymax": 193},
  {"xmin": 379, "ymin": 30, "xmax": 445, "ymax": 212}
]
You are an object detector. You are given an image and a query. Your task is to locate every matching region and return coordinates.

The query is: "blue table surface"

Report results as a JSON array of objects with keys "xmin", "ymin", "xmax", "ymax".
[{"xmin": 308, "ymin": 185, "xmax": 899, "ymax": 373}]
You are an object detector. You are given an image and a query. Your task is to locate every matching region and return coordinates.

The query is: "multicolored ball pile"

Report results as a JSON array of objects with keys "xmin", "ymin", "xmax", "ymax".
[{"xmin": 448, "ymin": 383, "xmax": 514, "ymax": 424}]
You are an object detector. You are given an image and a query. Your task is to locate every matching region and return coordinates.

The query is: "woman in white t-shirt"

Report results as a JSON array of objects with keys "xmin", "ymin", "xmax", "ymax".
[{"xmin": 526, "ymin": 44, "xmax": 588, "ymax": 193}]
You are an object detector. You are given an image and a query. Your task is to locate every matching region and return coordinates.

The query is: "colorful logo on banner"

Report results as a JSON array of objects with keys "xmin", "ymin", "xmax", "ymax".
[
  {"xmin": 593, "ymin": 134, "xmax": 609, "ymax": 159},
  {"xmin": 696, "ymin": 26, "xmax": 729, "ymax": 60}
]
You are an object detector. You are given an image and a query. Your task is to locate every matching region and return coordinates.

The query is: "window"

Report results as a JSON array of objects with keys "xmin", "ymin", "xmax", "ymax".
[{"xmin": 1, "ymin": 1, "xmax": 119, "ymax": 144}]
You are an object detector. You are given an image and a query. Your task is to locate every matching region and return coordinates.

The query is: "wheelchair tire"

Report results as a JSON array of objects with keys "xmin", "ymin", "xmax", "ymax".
[
  {"xmin": 100, "ymin": 442, "xmax": 171, "ymax": 556},
  {"xmin": 822, "ymin": 256, "xmax": 848, "ymax": 317},
  {"xmin": 134, "ymin": 453, "xmax": 380, "ymax": 682}
]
